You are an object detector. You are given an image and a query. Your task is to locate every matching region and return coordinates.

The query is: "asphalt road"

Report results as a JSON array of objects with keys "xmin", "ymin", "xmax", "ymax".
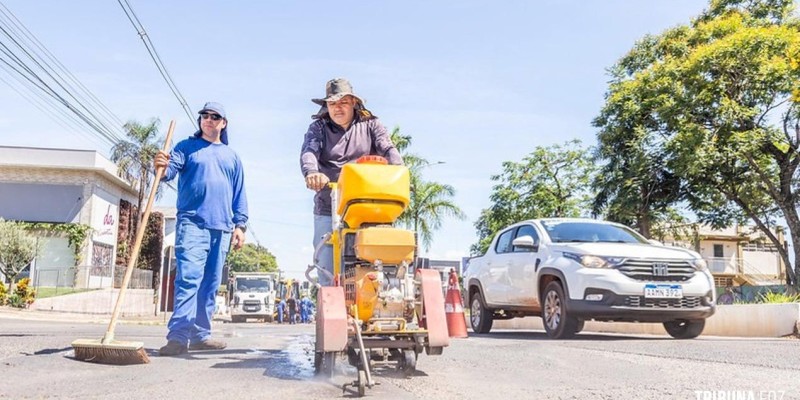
[{"xmin": 1, "ymin": 315, "xmax": 799, "ymax": 400}]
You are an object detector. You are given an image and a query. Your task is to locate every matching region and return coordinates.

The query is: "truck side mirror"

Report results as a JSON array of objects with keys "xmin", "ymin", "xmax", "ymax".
[{"xmin": 512, "ymin": 235, "xmax": 538, "ymax": 252}]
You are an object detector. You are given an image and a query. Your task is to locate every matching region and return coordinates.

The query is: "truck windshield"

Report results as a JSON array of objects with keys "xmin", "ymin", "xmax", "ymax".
[
  {"xmin": 540, "ymin": 221, "xmax": 648, "ymax": 244},
  {"xmin": 236, "ymin": 278, "xmax": 272, "ymax": 292}
]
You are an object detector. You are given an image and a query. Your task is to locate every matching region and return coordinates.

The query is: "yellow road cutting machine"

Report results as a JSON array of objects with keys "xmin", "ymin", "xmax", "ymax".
[{"xmin": 306, "ymin": 155, "xmax": 449, "ymax": 397}]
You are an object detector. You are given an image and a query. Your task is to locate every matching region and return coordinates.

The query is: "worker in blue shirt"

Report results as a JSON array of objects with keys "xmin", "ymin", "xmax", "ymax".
[
  {"xmin": 300, "ymin": 295, "xmax": 313, "ymax": 323},
  {"xmin": 277, "ymin": 298, "xmax": 286, "ymax": 324},
  {"xmin": 155, "ymin": 102, "xmax": 249, "ymax": 356}
]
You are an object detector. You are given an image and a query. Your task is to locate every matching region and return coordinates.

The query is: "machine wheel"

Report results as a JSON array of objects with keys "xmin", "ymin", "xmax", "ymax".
[
  {"xmin": 357, "ymin": 370, "xmax": 367, "ymax": 397},
  {"xmin": 398, "ymin": 349, "xmax": 417, "ymax": 376},
  {"xmin": 425, "ymin": 346, "xmax": 443, "ymax": 356},
  {"xmin": 664, "ymin": 319, "xmax": 705, "ymax": 339},
  {"xmin": 470, "ymin": 291, "xmax": 493, "ymax": 333},
  {"xmin": 314, "ymin": 351, "xmax": 336, "ymax": 377},
  {"xmin": 541, "ymin": 281, "xmax": 579, "ymax": 339}
]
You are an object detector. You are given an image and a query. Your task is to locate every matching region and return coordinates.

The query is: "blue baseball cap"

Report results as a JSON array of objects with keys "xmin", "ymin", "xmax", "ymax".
[
  {"xmin": 198, "ymin": 102, "xmax": 226, "ymax": 119},
  {"xmin": 195, "ymin": 101, "xmax": 229, "ymax": 145}
]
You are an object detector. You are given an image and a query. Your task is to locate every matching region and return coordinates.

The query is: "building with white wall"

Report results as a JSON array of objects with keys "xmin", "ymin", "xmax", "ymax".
[
  {"xmin": 0, "ymin": 145, "xmax": 138, "ymax": 287},
  {"xmin": 661, "ymin": 223, "xmax": 786, "ymax": 286}
]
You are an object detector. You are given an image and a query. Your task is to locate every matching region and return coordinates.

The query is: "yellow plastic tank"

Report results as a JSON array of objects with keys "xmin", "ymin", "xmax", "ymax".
[
  {"xmin": 337, "ymin": 161, "xmax": 410, "ymax": 228},
  {"xmin": 354, "ymin": 227, "xmax": 415, "ymax": 265}
]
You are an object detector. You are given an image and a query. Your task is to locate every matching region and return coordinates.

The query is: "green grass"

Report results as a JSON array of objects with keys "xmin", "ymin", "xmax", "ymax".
[{"xmin": 35, "ymin": 287, "xmax": 100, "ymax": 299}]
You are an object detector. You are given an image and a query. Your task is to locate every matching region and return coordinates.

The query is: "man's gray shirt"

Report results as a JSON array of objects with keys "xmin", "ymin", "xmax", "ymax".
[{"xmin": 300, "ymin": 116, "xmax": 403, "ymax": 216}]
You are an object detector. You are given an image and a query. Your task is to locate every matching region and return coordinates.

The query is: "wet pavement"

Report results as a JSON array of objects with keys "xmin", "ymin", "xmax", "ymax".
[{"xmin": 2, "ymin": 310, "xmax": 799, "ymax": 399}]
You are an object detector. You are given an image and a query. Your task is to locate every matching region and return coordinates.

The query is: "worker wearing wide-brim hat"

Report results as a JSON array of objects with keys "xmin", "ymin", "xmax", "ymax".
[{"xmin": 300, "ymin": 78, "xmax": 403, "ymax": 286}]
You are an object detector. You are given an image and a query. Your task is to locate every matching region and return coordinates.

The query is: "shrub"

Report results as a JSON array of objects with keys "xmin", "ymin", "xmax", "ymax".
[
  {"xmin": 0, "ymin": 280, "xmax": 7, "ymax": 306},
  {"xmin": 757, "ymin": 290, "xmax": 800, "ymax": 304},
  {"xmin": 10, "ymin": 278, "xmax": 36, "ymax": 308}
]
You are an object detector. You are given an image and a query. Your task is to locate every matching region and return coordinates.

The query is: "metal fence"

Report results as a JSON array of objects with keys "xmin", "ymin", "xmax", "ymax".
[{"xmin": 34, "ymin": 265, "xmax": 153, "ymax": 290}]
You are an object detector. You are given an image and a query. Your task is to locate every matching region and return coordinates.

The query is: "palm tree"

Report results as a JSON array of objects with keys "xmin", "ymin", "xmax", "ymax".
[
  {"xmin": 389, "ymin": 126, "xmax": 466, "ymax": 251},
  {"xmin": 389, "ymin": 126, "xmax": 424, "ymax": 167},
  {"xmin": 399, "ymin": 177, "xmax": 466, "ymax": 251},
  {"xmin": 110, "ymin": 118, "xmax": 164, "ymax": 217}
]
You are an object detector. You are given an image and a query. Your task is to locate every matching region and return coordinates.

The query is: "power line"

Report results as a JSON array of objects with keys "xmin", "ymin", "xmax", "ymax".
[
  {"xmin": 0, "ymin": 69, "xmax": 109, "ymax": 150},
  {"xmin": 0, "ymin": 3, "xmax": 177, "ymax": 196},
  {"xmin": 0, "ymin": 40, "xmax": 121, "ymax": 146},
  {"xmin": 0, "ymin": 2, "xmax": 127, "ymax": 133},
  {"xmin": 0, "ymin": 9, "xmax": 125, "ymax": 146},
  {"xmin": 116, "ymin": 0, "xmax": 194, "ymax": 125}
]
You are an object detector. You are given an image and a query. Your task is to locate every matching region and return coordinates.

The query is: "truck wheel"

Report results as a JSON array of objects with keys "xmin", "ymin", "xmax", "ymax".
[
  {"xmin": 470, "ymin": 291, "xmax": 493, "ymax": 333},
  {"xmin": 542, "ymin": 281, "xmax": 579, "ymax": 339},
  {"xmin": 663, "ymin": 319, "xmax": 705, "ymax": 339}
]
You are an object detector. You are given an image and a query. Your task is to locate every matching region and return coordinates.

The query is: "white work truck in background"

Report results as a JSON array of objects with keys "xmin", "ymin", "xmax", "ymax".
[
  {"xmin": 464, "ymin": 218, "xmax": 716, "ymax": 339},
  {"xmin": 229, "ymin": 272, "xmax": 277, "ymax": 323}
]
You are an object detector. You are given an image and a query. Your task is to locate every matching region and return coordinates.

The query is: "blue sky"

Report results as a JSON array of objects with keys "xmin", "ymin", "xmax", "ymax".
[{"xmin": 0, "ymin": 0, "xmax": 708, "ymax": 279}]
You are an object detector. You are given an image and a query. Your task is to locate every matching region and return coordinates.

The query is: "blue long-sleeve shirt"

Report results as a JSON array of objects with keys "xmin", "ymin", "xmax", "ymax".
[{"xmin": 163, "ymin": 136, "xmax": 248, "ymax": 231}]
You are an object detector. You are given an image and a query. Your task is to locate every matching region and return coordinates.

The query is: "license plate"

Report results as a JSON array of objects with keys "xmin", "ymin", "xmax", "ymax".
[
  {"xmin": 244, "ymin": 306, "xmax": 261, "ymax": 312},
  {"xmin": 644, "ymin": 284, "xmax": 682, "ymax": 298}
]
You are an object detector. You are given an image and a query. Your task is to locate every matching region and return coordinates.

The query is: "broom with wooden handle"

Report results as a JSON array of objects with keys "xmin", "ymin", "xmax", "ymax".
[{"xmin": 72, "ymin": 120, "xmax": 175, "ymax": 365}]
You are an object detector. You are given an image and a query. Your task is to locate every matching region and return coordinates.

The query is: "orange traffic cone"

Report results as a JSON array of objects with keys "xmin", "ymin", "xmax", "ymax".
[{"xmin": 444, "ymin": 268, "xmax": 468, "ymax": 338}]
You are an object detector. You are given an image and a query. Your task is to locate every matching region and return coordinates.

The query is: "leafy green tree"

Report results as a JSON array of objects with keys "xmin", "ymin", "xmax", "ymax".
[
  {"xmin": 594, "ymin": 0, "xmax": 800, "ymax": 287},
  {"xmin": 110, "ymin": 119, "xmax": 165, "ymax": 217},
  {"xmin": 226, "ymin": 243, "xmax": 279, "ymax": 273},
  {"xmin": 389, "ymin": 127, "xmax": 466, "ymax": 251},
  {"xmin": 0, "ymin": 218, "xmax": 40, "ymax": 288},
  {"xmin": 592, "ymin": 71, "xmax": 684, "ymax": 238},
  {"xmin": 471, "ymin": 140, "xmax": 596, "ymax": 255}
]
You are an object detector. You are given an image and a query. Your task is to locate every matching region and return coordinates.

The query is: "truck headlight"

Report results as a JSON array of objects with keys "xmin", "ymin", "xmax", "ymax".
[
  {"xmin": 563, "ymin": 252, "xmax": 624, "ymax": 269},
  {"xmin": 690, "ymin": 258, "xmax": 708, "ymax": 271}
]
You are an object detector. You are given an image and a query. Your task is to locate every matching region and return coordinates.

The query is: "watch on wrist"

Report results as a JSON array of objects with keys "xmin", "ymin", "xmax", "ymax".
[{"xmin": 236, "ymin": 224, "xmax": 247, "ymax": 233}]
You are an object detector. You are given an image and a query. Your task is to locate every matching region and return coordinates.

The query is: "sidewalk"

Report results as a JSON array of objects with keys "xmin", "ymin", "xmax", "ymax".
[
  {"xmin": 0, "ymin": 306, "xmax": 168, "ymax": 325},
  {"xmin": 0, "ymin": 305, "xmax": 236, "ymax": 326}
]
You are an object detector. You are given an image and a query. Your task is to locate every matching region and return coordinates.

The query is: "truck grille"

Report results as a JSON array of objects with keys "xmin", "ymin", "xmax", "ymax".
[
  {"xmin": 616, "ymin": 259, "xmax": 696, "ymax": 282},
  {"xmin": 243, "ymin": 300, "xmax": 262, "ymax": 312},
  {"xmin": 624, "ymin": 296, "xmax": 703, "ymax": 309}
]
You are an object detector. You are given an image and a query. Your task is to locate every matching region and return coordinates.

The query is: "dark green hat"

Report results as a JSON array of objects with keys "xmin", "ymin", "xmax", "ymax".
[{"xmin": 312, "ymin": 78, "xmax": 365, "ymax": 106}]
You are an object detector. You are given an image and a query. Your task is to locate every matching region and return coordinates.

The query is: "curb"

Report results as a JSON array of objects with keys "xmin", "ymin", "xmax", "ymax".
[{"xmin": 0, "ymin": 307, "xmax": 167, "ymax": 326}]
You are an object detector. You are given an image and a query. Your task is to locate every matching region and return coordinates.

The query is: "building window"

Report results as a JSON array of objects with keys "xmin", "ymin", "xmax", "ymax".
[
  {"xmin": 713, "ymin": 244, "xmax": 724, "ymax": 258},
  {"xmin": 91, "ymin": 242, "xmax": 113, "ymax": 276},
  {"xmin": 742, "ymin": 242, "xmax": 779, "ymax": 252}
]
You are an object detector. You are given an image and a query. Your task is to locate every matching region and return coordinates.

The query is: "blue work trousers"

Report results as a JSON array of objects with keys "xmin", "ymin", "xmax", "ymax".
[
  {"xmin": 167, "ymin": 219, "xmax": 231, "ymax": 345},
  {"xmin": 300, "ymin": 308, "xmax": 309, "ymax": 323},
  {"xmin": 277, "ymin": 303, "xmax": 285, "ymax": 323}
]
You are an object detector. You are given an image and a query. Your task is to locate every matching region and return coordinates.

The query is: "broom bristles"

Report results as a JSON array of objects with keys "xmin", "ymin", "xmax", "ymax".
[{"xmin": 72, "ymin": 339, "xmax": 150, "ymax": 365}]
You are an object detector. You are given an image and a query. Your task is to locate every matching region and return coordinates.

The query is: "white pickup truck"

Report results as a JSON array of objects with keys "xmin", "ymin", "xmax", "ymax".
[{"xmin": 464, "ymin": 218, "xmax": 716, "ymax": 339}]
